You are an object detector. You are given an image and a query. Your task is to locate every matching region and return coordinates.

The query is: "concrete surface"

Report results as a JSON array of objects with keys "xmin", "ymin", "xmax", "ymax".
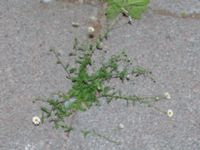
[{"xmin": 0, "ymin": 0, "xmax": 200, "ymax": 150}]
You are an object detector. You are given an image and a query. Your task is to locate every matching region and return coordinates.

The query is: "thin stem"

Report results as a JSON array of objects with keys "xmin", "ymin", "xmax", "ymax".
[
  {"xmin": 91, "ymin": 130, "xmax": 121, "ymax": 145},
  {"xmin": 51, "ymin": 49, "xmax": 71, "ymax": 79},
  {"xmin": 102, "ymin": 94, "xmax": 163, "ymax": 104},
  {"xmin": 103, "ymin": 94, "xmax": 143, "ymax": 101}
]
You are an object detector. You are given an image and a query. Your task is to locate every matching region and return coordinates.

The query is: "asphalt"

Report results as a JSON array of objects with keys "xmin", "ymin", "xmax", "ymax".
[{"xmin": 0, "ymin": 0, "xmax": 200, "ymax": 150}]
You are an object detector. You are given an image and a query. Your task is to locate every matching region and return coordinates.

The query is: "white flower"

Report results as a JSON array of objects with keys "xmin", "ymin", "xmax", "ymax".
[
  {"xmin": 118, "ymin": 123, "xmax": 125, "ymax": 129},
  {"xmin": 88, "ymin": 26, "xmax": 95, "ymax": 34},
  {"xmin": 164, "ymin": 92, "xmax": 171, "ymax": 99},
  {"xmin": 167, "ymin": 109, "xmax": 173, "ymax": 117},
  {"xmin": 32, "ymin": 116, "xmax": 41, "ymax": 125}
]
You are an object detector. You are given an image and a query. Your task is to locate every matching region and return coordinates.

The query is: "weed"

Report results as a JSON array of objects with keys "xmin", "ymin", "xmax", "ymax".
[
  {"xmin": 34, "ymin": 0, "xmax": 168, "ymax": 144},
  {"xmin": 37, "ymin": 36, "xmax": 166, "ymax": 134}
]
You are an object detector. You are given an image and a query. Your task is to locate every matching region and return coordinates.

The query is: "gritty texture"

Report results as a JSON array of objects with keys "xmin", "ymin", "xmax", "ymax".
[
  {"xmin": 150, "ymin": 0, "xmax": 200, "ymax": 14},
  {"xmin": 0, "ymin": 0, "xmax": 200, "ymax": 150}
]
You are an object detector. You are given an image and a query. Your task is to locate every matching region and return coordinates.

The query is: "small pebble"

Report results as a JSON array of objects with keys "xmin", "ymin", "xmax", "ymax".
[
  {"xmin": 119, "ymin": 123, "xmax": 125, "ymax": 129},
  {"xmin": 72, "ymin": 22, "xmax": 80, "ymax": 28},
  {"xmin": 89, "ymin": 16, "xmax": 97, "ymax": 22},
  {"xmin": 164, "ymin": 92, "xmax": 171, "ymax": 100},
  {"xmin": 41, "ymin": 0, "xmax": 52, "ymax": 3},
  {"xmin": 126, "ymin": 74, "xmax": 130, "ymax": 80}
]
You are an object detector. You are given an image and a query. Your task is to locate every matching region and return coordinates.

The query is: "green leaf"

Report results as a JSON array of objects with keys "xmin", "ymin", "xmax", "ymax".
[
  {"xmin": 119, "ymin": 70, "xmax": 128, "ymax": 80},
  {"xmin": 106, "ymin": 2, "xmax": 121, "ymax": 20},
  {"xmin": 106, "ymin": 0, "xmax": 149, "ymax": 20},
  {"xmin": 41, "ymin": 107, "xmax": 51, "ymax": 117},
  {"xmin": 81, "ymin": 130, "xmax": 91, "ymax": 138},
  {"xmin": 69, "ymin": 68, "xmax": 77, "ymax": 73},
  {"xmin": 132, "ymin": 66, "xmax": 148, "ymax": 76}
]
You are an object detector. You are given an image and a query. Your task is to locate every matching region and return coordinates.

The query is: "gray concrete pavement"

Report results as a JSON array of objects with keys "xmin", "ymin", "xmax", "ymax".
[{"xmin": 0, "ymin": 0, "xmax": 200, "ymax": 149}]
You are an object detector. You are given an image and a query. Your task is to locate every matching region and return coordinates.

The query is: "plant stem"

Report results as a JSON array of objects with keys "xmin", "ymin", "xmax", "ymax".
[
  {"xmin": 91, "ymin": 130, "xmax": 121, "ymax": 145},
  {"xmin": 51, "ymin": 49, "xmax": 71, "ymax": 79},
  {"xmin": 103, "ymin": 94, "xmax": 162, "ymax": 104}
]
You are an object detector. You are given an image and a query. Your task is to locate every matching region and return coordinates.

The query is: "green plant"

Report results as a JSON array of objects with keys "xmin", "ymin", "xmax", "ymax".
[
  {"xmin": 33, "ymin": 0, "xmax": 169, "ymax": 144},
  {"xmin": 106, "ymin": 0, "xmax": 150, "ymax": 20},
  {"xmin": 36, "ymin": 36, "xmax": 166, "ymax": 133}
]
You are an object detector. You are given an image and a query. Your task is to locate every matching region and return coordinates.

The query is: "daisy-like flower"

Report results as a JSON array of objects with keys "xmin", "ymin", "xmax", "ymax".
[
  {"xmin": 88, "ymin": 26, "xmax": 95, "ymax": 34},
  {"xmin": 164, "ymin": 92, "xmax": 171, "ymax": 100},
  {"xmin": 167, "ymin": 109, "xmax": 173, "ymax": 117},
  {"xmin": 32, "ymin": 116, "xmax": 41, "ymax": 126}
]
